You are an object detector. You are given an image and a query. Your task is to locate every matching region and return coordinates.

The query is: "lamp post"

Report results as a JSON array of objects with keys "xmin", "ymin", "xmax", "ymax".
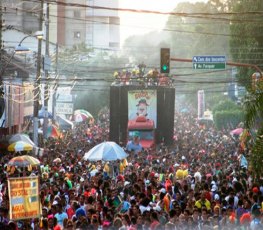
[
  {"xmin": 0, "ymin": 31, "xmax": 43, "ymax": 140},
  {"xmin": 0, "ymin": 32, "xmax": 43, "ymax": 79},
  {"xmin": 33, "ymin": 0, "xmax": 44, "ymax": 147},
  {"xmin": 33, "ymin": 33, "xmax": 43, "ymax": 147}
]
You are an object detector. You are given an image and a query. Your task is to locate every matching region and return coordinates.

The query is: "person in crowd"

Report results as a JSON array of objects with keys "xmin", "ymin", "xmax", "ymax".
[
  {"xmin": 0, "ymin": 106, "xmax": 260, "ymax": 230},
  {"xmin": 126, "ymin": 133, "xmax": 143, "ymax": 156}
]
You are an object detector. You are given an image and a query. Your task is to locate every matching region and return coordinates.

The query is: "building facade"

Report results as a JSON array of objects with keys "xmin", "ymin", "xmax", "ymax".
[
  {"xmin": 85, "ymin": 0, "xmax": 120, "ymax": 49},
  {"xmin": 57, "ymin": 0, "xmax": 120, "ymax": 49}
]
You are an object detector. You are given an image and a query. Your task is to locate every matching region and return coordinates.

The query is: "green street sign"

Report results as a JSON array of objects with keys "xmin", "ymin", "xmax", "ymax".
[{"xmin": 193, "ymin": 62, "xmax": 226, "ymax": 70}]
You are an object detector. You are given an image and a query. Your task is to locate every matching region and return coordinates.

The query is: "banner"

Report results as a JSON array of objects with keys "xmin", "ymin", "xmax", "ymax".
[
  {"xmin": 8, "ymin": 176, "xmax": 40, "ymax": 220},
  {"xmin": 128, "ymin": 90, "xmax": 157, "ymax": 127},
  {"xmin": 23, "ymin": 83, "xmax": 34, "ymax": 117},
  {"xmin": 197, "ymin": 90, "xmax": 205, "ymax": 119}
]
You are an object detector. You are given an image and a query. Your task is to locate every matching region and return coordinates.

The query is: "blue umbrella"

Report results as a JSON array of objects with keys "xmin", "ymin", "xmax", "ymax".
[
  {"xmin": 180, "ymin": 108, "xmax": 189, "ymax": 113},
  {"xmin": 83, "ymin": 141, "xmax": 128, "ymax": 161},
  {"xmin": 38, "ymin": 110, "xmax": 53, "ymax": 119}
]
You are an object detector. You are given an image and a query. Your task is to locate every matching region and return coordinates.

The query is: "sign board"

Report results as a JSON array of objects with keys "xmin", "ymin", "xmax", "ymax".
[
  {"xmin": 8, "ymin": 176, "xmax": 40, "ymax": 220},
  {"xmin": 193, "ymin": 55, "xmax": 226, "ymax": 70},
  {"xmin": 56, "ymin": 87, "xmax": 71, "ymax": 95},
  {"xmin": 57, "ymin": 94, "xmax": 73, "ymax": 102},
  {"xmin": 197, "ymin": 90, "xmax": 205, "ymax": 119},
  {"xmin": 128, "ymin": 90, "xmax": 157, "ymax": 128},
  {"xmin": 56, "ymin": 102, "xmax": 73, "ymax": 114},
  {"xmin": 43, "ymin": 55, "xmax": 51, "ymax": 71}
]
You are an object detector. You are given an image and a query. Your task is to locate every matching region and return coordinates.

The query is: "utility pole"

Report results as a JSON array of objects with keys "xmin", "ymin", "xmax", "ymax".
[
  {"xmin": 43, "ymin": 2, "xmax": 50, "ymax": 139},
  {"xmin": 33, "ymin": 0, "xmax": 43, "ymax": 146},
  {"xmin": 0, "ymin": 0, "xmax": 3, "ymax": 69},
  {"xmin": 52, "ymin": 43, "xmax": 58, "ymax": 121}
]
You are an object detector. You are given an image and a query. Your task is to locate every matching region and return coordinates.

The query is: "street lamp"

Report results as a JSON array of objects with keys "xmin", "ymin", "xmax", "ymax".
[
  {"xmin": 0, "ymin": 31, "xmax": 43, "ymax": 143},
  {"xmin": 0, "ymin": 31, "xmax": 43, "ymax": 78}
]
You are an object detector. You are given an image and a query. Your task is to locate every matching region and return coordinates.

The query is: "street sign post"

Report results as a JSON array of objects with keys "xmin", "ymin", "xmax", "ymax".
[
  {"xmin": 192, "ymin": 55, "xmax": 226, "ymax": 70},
  {"xmin": 56, "ymin": 102, "xmax": 73, "ymax": 114}
]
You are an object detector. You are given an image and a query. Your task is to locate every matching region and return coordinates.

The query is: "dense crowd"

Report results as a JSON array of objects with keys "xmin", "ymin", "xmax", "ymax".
[{"xmin": 0, "ymin": 108, "xmax": 262, "ymax": 230}]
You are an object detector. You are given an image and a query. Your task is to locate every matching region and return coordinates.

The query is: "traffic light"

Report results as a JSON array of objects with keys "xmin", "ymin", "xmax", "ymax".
[{"xmin": 160, "ymin": 48, "xmax": 170, "ymax": 73}]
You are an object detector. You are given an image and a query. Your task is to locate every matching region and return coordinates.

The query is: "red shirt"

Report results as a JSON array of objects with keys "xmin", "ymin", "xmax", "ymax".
[
  {"xmin": 66, "ymin": 207, "xmax": 75, "ymax": 219},
  {"xmin": 150, "ymin": 220, "xmax": 160, "ymax": 230}
]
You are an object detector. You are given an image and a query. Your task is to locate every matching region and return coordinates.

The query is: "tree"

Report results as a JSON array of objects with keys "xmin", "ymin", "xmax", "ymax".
[
  {"xmin": 212, "ymin": 99, "xmax": 244, "ymax": 130},
  {"xmin": 164, "ymin": 1, "xmax": 232, "ymax": 106},
  {"xmin": 54, "ymin": 44, "xmax": 127, "ymax": 117},
  {"xmin": 229, "ymin": 0, "xmax": 263, "ymax": 180},
  {"xmin": 242, "ymin": 91, "xmax": 263, "ymax": 180},
  {"xmin": 229, "ymin": 0, "xmax": 263, "ymax": 89}
]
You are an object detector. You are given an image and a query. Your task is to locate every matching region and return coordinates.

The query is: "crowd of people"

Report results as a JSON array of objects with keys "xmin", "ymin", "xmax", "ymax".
[{"xmin": 0, "ymin": 107, "xmax": 262, "ymax": 230}]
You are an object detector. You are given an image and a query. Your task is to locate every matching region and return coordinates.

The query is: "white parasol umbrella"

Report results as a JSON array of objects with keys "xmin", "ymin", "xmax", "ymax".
[
  {"xmin": 83, "ymin": 141, "xmax": 128, "ymax": 162},
  {"xmin": 8, "ymin": 141, "xmax": 33, "ymax": 152},
  {"xmin": 9, "ymin": 134, "xmax": 35, "ymax": 147}
]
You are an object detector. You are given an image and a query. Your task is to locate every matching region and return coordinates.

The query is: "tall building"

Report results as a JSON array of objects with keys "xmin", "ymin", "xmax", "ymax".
[
  {"xmin": 57, "ymin": 0, "xmax": 120, "ymax": 49},
  {"xmin": 2, "ymin": 0, "xmax": 41, "ymax": 35},
  {"xmin": 85, "ymin": 0, "xmax": 120, "ymax": 49}
]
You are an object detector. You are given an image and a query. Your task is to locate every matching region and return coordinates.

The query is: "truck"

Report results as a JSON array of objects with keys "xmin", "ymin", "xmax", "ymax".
[
  {"xmin": 109, "ymin": 71, "xmax": 175, "ymax": 148},
  {"xmin": 127, "ymin": 116, "xmax": 155, "ymax": 149}
]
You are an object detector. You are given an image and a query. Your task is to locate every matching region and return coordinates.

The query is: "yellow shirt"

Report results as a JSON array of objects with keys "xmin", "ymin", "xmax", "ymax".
[
  {"xmin": 195, "ymin": 199, "xmax": 211, "ymax": 211},
  {"xmin": 119, "ymin": 162, "xmax": 124, "ymax": 173},
  {"xmin": 104, "ymin": 163, "xmax": 110, "ymax": 173}
]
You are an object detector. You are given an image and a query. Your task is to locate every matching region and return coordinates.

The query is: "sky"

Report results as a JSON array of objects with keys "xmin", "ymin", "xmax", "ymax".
[{"xmin": 119, "ymin": 0, "xmax": 207, "ymax": 45}]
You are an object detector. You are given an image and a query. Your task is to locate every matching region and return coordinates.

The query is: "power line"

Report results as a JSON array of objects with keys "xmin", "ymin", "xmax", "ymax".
[{"xmin": 3, "ymin": 3, "xmax": 263, "ymax": 39}]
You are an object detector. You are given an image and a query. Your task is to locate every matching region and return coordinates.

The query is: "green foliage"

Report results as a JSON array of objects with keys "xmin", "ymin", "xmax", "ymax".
[
  {"xmin": 229, "ymin": 0, "xmax": 263, "ymax": 90},
  {"xmin": 206, "ymin": 94, "xmax": 228, "ymax": 110},
  {"xmin": 74, "ymin": 89, "xmax": 109, "ymax": 119},
  {"xmin": 212, "ymin": 99, "xmax": 240, "ymax": 114},
  {"xmin": 214, "ymin": 110, "xmax": 244, "ymax": 130},
  {"xmin": 229, "ymin": 0, "xmax": 263, "ymax": 181},
  {"xmin": 242, "ymin": 91, "xmax": 263, "ymax": 181},
  {"xmin": 243, "ymin": 92, "xmax": 263, "ymax": 129},
  {"xmin": 248, "ymin": 127, "xmax": 263, "ymax": 180},
  {"xmin": 54, "ymin": 44, "xmax": 129, "ymax": 118},
  {"xmin": 212, "ymin": 99, "xmax": 244, "ymax": 129}
]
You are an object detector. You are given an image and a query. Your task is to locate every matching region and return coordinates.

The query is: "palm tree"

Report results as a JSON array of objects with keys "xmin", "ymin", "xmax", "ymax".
[{"xmin": 243, "ymin": 89, "xmax": 263, "ymax": 181}]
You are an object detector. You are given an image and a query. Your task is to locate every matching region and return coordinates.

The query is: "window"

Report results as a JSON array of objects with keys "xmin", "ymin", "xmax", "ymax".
[
  {"xmin": 74, "ymin": 32, "xmax": 81, "ymax": 39},
  {"xmin": 109, "ymin": 42, "xmax": 119, "ymax": 48},
  {"xmin": 73, "ymin": 10, "xmax": 81, "ymax": 18}
]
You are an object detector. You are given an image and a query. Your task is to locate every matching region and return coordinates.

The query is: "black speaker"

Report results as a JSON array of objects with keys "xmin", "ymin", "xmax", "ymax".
[
  {"xmin": 119, "ymin": 86, "xmax": 128, "ymax": 144},
  {"xmin": 163, "ymin": 87, "xmax": 175, "ymax": 145},
  {"xmin": 109, "ymin": 86, "xmax": 121, "ymax": 143},
  {"xmin": 156, "ymin": 87, "xmax": 165, "ymax": 143}
]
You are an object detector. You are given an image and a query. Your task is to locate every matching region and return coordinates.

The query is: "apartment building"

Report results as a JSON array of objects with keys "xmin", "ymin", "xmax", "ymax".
[{"xmin": 58, "ymin": 0, "xmax": 120, "ymax": 49}]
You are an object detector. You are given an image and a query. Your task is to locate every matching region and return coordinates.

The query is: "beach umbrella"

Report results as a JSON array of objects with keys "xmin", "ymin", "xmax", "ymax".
[
  {"xmin": 9, "ymin": 134, "xmax": 35, "ymax": 147},
  {"xmin": 180, "ymin": 108, "xmax": 188, "ymax": 113},
  {"xmin": 74, "ymin": 109, "xmax": 93, "ymax": 118},
  {"xmin": 38, "ymin": 107, "xmax": 53, "ymax": 119},
  {"xmin": 73, "ymin": 109, "xmax": 93, "ymax": 122},
  {"xmin": 230, "ymin": 128, "xmax": 243, "ymax": 136},
  {"xmin": 73, "ymin": 113, "xmax": 90, "ymax": 122},
  {"xmin": 8, "ymin": 141, "xmax": 33, "ymax": 152},
  {"xmin": 8, "ymin": 155, "xmax": 40, "ymax": 167},
  {"xmin": 83, "ymin": 141, "xmax": 128, "ymax": 162}
]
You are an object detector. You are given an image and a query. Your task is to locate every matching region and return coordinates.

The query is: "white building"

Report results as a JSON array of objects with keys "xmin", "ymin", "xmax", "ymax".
[
  {"xmin": 57, "ymin": 0, "xmax": 120, "ymax": 49},
  {"xmin": 85, "ymin": 0, "xmax": 120, "ymax": 49}
]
